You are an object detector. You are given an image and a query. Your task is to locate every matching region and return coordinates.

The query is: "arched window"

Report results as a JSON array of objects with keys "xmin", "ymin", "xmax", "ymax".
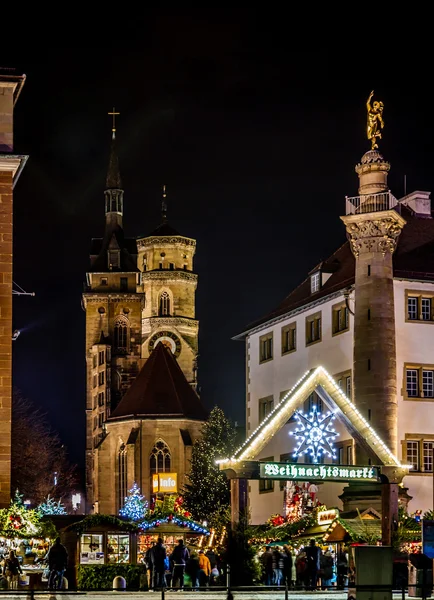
[
  {"xmin": 159, "ymin": 291, "xmax": 171, "ymax": 316},
  {"xmin": 118, "ymin": 444, "xmax": 128, "ymax": 509},
  {"xmin": 114, "ymin": 316, "xmax": 129, "ymax": 351},
  {"xmin": 150, "ymin": 440, "xmax": 171, "ymax": 474}
]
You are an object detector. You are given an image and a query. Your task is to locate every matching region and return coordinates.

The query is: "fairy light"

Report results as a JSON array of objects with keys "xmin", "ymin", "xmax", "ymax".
[
  {"xmin": 217, "ymin": 366, "xmax": 406, "ymax": 469},
  {"xmin": 290, "ymin": 406, "xmax": 339, "ymax": 462}
]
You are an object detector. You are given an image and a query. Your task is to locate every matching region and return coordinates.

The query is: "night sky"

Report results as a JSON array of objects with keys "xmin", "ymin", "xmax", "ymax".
[{"xmin": 4, "ymin": 23, "xmax": 434, "ymax": 481}]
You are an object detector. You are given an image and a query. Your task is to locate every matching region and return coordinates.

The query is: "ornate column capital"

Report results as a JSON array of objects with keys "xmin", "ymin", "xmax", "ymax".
[{"xmin": 341, "ymin": 210, "xmax": 406, "ymax": 258}]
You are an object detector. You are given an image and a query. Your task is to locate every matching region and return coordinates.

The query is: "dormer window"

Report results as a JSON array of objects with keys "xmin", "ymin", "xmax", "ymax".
[
  {"xmin": 311, "ymin": 272, "xmax": 320, "ymax": 294},
  {"xmin": 108, "ymin": 250, "xmax": 120, "ymax": 269}
]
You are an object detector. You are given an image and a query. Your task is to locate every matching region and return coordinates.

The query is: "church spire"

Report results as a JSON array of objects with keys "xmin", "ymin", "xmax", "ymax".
[
  {"xmin": 162, "ymin": 184, "xmax": 168, "ymax": 222},
  {"xmin": 105, "ymin": 108, "xmax": 123, "ymax": 230}
]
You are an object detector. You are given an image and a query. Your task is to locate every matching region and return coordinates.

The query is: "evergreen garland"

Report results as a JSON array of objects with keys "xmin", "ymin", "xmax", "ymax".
[{"xmin": 183, "ymin": 406, "xmax": 236, "ymax": 527}]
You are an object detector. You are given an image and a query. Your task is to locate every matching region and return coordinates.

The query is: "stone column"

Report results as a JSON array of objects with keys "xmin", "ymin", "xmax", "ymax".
[{"xmin": 341, "ymin": 152, "xmax": 406, "ymax": 463}]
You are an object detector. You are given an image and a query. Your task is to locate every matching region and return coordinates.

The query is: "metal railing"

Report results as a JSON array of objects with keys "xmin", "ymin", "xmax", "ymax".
[{"xmin": 345, "ymin": 191, "xmax": 398, "ymax": 215}]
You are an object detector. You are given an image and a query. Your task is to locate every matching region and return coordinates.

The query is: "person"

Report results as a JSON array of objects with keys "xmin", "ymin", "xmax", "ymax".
[
  {"xmin": 3, "ymin": 550, "xmax": 22, "ymax": 589},
  {"xmin": 282, "ymin": 545, "xmax": 293, "ymax": 588},
  {"xmin": 185, "ymin": 552, "xmax": 200, "ymax": 590},
  {"xmin": 47, "ymin": 537, "xmax": 68, "ymax": 590},
  {"xmin": 198, "ymin": 549, "xmax": 211, "ymax": 587},
  {"xmin": 336, "ymin": 548, "xmax": 348, "ymax": 590},
  {"xmin": 145, "ymin": 542, "xmax": 155, "ymax": 590},
  {"xmin": 261, "ymin": 546, "xmax": 273, "ymax": 586},
  {"xmin": 295, "ymin": 550, "xmax": 307, "ymax": 589},
  {"xmin": 272, "ymin": 546, "xmax": 284, "ymax": 586},
  {"xmin": 291, "ymin": 549, "xmax": 297, "ymax": 588},
  {"xmin": 305, "ymin": 539, "xmax": 321, "ymax": 590},
  {"xmin": 171, "ymin": 539, "xmax": 189, "ymax": 589},
  {"xmin": 320, "ymin": 550, "xmax": 334, "ymax": 589},
  {"xmin": 151, "ymin": 538, "xmax": 167, "ymax": 589}
]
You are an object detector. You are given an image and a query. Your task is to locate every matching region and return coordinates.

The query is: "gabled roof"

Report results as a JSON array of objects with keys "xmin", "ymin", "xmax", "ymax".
[
  {"xmin": 109, "ymin": 342, "xmax": 208, "ymax": 421},
  {"xmin": 219, "ymin": 366, "xmax": 406, "ymax": 468},
  {"xmin": 145, "ymin": 222, "xmax": 181, "ymax": 237},
  {"xmin": 89, "ymin": 229, "xmax": 138, "ymax": 272},
  {"xmin": 237, "ymin": 205, "xmax": 434, "ymax": 336}
]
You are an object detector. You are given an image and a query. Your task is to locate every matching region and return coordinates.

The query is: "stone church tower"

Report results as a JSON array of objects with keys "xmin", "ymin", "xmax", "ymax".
[{"xmin": 83, "ymin": 125, "xmax": 205, "ymax": 513}]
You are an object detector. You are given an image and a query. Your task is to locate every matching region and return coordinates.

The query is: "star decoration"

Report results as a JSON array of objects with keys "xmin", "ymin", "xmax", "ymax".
[{"xmin": 289, "ymin": 406, "xmax": 339, "ymax": 463}]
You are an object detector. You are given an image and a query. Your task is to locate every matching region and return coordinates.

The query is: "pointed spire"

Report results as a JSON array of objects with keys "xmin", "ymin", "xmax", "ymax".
[
  {"xmin": 162, "ymin": 184, "xmax": 168, "ymax": 222},
  {"xmin": 106, "ymin": 108, "xmax": 122, "ymax": 189}
]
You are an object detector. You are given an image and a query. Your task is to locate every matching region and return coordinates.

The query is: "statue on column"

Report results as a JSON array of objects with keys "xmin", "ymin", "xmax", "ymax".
[{"xmin": 366, "ymin": 90, "xmax": 384, "ymax": 150}]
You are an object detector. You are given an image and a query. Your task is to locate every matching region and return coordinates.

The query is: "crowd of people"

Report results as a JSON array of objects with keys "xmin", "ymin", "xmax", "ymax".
[
  {"xmin": 259, "ymin": 539, "xmax": 349, "ymax": 590},
  {"xmin": 144, "ymin": 538, "xmax": 222, "ymax": 590}
]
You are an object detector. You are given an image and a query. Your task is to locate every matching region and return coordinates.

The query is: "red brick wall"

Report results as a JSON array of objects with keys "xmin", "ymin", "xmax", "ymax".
[{"xmin": 0, "ymin": 171, "xmax": 12, "ymax": 507}]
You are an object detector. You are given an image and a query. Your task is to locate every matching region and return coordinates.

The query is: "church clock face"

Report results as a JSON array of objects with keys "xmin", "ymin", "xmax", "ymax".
[{"xmin": 148, "ymin": 330, "xmax": 182, "ymax": 357}]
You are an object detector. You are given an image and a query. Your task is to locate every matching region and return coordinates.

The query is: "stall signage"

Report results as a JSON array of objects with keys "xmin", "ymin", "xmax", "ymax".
[
  {"xmin": 152, "ymin": 473, "xmax": 178, "ymax": 492},
  {"xmin": 259, "ymin": 462, "xmax": 380, "ymax": 482},
  {"xmin": 317, "ymin": 508, "xmax": 339, "ymax": 525}
]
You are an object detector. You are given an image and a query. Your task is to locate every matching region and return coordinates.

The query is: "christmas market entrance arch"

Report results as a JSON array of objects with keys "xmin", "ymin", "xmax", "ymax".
[{"xmin": 218, "ymin": 366, "xmax": 409, "ymax": 546}]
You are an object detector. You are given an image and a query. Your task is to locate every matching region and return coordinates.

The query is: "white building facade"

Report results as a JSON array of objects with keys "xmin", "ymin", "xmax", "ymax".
[{"xmin": 236, "ymin": 179, "xmax": 434, "ymax": 523}]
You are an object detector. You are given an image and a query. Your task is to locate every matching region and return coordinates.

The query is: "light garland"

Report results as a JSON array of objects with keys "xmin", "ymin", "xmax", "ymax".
[
  {"xmin": 217, "ymin": 366, "xmax": 406, "ymax": 468},
  {"xmin": 139, "ymin": 515, "xmax": 210, "ymax": 535},
  {"xmin": 290, "ymin": 406, "xmax": 339, "ymax": 463}
]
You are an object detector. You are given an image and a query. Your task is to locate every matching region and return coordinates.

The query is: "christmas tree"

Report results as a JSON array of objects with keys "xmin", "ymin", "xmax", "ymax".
[
  {"xmin": 119, "ymin": 483, "xmax": 148, "ymax": 521},
  {"xmin": 38, "ymin": 495, "xmax": 67, "ymax": 515},
  {"xmin": 183, "ymin": 406, "xmax": 236, "ymax": 527}
]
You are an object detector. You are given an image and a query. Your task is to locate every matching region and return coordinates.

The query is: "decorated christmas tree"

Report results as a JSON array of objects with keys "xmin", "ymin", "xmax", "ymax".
[
  {"xmin": 119, "ymin": 483, "xmax": 148, "ymax": 521},
  {"xmin": 183, "ymin": 406, "xmax": 236, "ymax": 527},
  {"xmin": 37, "ymin": 495, "xmax": 67, "ymax": 516}
]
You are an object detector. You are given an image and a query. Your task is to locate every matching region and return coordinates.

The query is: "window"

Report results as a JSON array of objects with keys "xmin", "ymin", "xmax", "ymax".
[
  {"xmin": 159, "ymin": 291, "xmax": 171, "ymax": 316},
  {"xmin": 424, "ymin": 442, "xmax": 434, "ymax": 472},
  {"xmin": 93, "ymin": 375, "xmax": 97, "ymax": 389},
  {"xmin": 99, "ymin": 351, "xmax": 105, "ymax": 366},
  {"xmin": 338, "ymin": 447, "xmax": 344, "ymax": 465},
  {"xmin": 100, "ymin": 277, "xmax": 108, "ymax": 286},
  {"xmin": 259, "ymin": 457, "xmax": 274, "ymax": 493},
  {"xmin": 108, "ymin": 250, "xmax": 120, "ymax": 269},
  {"xmin": 118, "ymin": 444, "xmax": 128, "ymax": 509},
  {"xmin": 406, "ymin": 441, "xmax": 419, "ymax": 471},
  {"xmin": 311, "ymin": 272, "xmax": 320, "ymax": 294},
  {"xmin": 93, "ymin": 395, "xmax": 97, "ymax": 409},
  {"xmin": 183, "ymin": 264, "xmax": 188, "ymax": 271},
  {"xmin": 169, "ymin": 263, "xmax": 175, "ymax": 270},
  {"xmin": 98, "ymin": 392, "xmax": 105, "ymax": 406},
  {"xmin": 98, "ymin": 371, "xmax": 105, "ymax": 386},
  {"xmin": 405, "ymin": 365, "xmax": 434, "ymax": 399},
  {"xmin": 259, "ymin": 396, "xmax": 274, "ymax": 422},
  {"xmin": 347, "ymin": 445, "xmax": 353, "ymax": 465},
  {"xmin": 120, "ymin": 277, "xmax": 128, "ymax": 291},
  {"xmin": 281, "ymin": 323, "xmax": 296, "ymax": 354},
  {"xmin": 107, "ymin": 533, "xmax": 130, "ymax": 564},
  {"xmin": 93, "ymin": 355, "xmax": 97, "ymax": 368},
  {"xmin": 346, "ymin": 376, "xmax": 352, "ymax": 399},
  {"xmin": 98, "ymin": 413, "xmax": 104, "ymax": 428},
  {"xmin": 114, "ymin": 317, "xmax": 129, "ymax": 352},
  {"xmin": 93, "ymin": 416, "xmax": 97, "ymax": 430},
  {"xmin": 259, "ymin": 333, "xmax": 273, "ymax": 363},
  {"xmin": 306, "ymin": 312, "xmax": 322, "ymax": 345},
  {"xmin": 80, "ymin": 534, "xmax": 104, "ymax": 564},
  {"xmin": 159, "ymin": 262, "xmax": 163, "ymax": 269},
  {"xmin": 406, "ymin": 291, "xmax": 434, "ymax": 322},
  {"xmin": 305, "ymin": 392, "xmax": 323, "ymax": 414},
  {"xmin": 150, "ymin": 440, "xmax": 171, "ymax": 475},
  {"xmin": 332, "ymin": 302, "xmax": 349, "ymax": 335}
]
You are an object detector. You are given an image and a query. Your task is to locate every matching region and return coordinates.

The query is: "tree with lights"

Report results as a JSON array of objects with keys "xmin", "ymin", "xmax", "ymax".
[
  {"xmin": 119, "ymin": 483, "xmax": 148, "ymax": 521},
  {"xmin": 183, "ymin": 406, "xmax": 236, "ymax": 527},
  {"xmin": 37, "ymin": 495, "xmax": 67, "ymax": 516}
]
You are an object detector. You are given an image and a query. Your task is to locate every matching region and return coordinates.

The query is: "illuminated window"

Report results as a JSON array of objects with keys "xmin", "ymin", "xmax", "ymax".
[
  {"xmin": 424, "ymin": 442, "xmax": 434, "ymax": 473},
  {"xmin": 80, "ymin": 534, "xmax": 104, "ymax": 564},
  {"xmin": 150, "ymin": 440, "xmax": 171, "ymax": 475},
  {"xmin": 107, "ymin": 533, "xmax": 130, "ymax": 564},
  {"xmin": 281, "ymin": 323, "xmax": 296, "ymax": 354},
  {"xmin": 259, "ymin": 333, "xmax": 273, "ymax": 363},
  {"xmin": 306, "ymin": 312, "xmax": 322, "ymax": 345},
  {"xmin": 114, "ymin": 317, "xmax": 129, "ymax": 352},
  {"xmin": 159, "ymin": 291, "xmax": 171, "ymax": 316},
  {"xmin": 311, "ymin": 272, "xmax": 320, "ymax": 294},
  {"xmin": 406, "ymin": 441, "xmax": 419, "ymax": 471}
]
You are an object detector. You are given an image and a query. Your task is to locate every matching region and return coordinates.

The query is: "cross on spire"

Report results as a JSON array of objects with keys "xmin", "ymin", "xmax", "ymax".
[
  {"xmin": 108, "ymin": 107, "xmax": 120, "ymax": 138},
  {"xmin": 162, "ymin": 184, "xmax": 168, "ymax": 222}
]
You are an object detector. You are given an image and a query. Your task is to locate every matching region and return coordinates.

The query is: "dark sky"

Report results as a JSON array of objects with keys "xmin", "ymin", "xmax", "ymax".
[{"xmin": 4, "ymin": 21, "xmax": 434, "ymax": 478}]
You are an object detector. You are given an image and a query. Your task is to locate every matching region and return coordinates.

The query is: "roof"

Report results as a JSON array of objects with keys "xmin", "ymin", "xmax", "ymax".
[
  {"xmin": 106, "ymin": 134, "xmax": 122, "ymax": 189},
  {"xmin": 324, "ymin": 517, "xmax": 381, "ymax": 543},
  {"xmin": 89, "ymin": 229, "xmax": 138, "ymax": 272},
  {"xmin": 237, "ymin": 204, "xmax": 434, "ymax": 336},
  {"xmin": 146, "ymin": 221, "xmax": 181, "ymax": 237},
  {"xmin": 109, "ymin": 342, "xmax": 208, "ymax": 421},
  {"xmin": 0, "ymin": 69, "xmax": 26, "ymax": 104}
]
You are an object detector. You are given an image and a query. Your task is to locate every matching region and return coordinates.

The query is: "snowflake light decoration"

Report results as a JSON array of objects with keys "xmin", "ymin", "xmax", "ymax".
[{"xmin": 289, "ymin": 406, "xmax": 339, "ymax": 463}]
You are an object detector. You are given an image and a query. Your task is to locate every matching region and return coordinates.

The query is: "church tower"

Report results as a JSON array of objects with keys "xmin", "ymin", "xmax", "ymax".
[
  {"xmin": 83, "ymin": 118, "xmax": 204, "ymax": 514},
  {"xmin": 137, "ymin": 187, "xmax": 198, "ymax": 387},
  {"xmin": 83, "ymin": 121, "xmax": 143, "ymax": 512}
]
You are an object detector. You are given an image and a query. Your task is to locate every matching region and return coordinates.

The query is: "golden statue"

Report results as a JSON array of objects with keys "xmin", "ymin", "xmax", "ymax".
[{"xmin": 366, "ymin": 90, "xmax": 384, "ymax": 150}]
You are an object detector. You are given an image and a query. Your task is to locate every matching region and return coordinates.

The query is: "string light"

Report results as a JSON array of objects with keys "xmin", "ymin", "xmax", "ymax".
[
  {"xmin": 217, "ymin": 366, "xmax": 406, "ymax": 468},
  {"xmin": 290, "ymin": 406, "xmax": 339, "ymax": 463}
]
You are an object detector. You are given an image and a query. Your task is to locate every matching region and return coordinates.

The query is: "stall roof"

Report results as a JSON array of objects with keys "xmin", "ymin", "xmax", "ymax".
[{"xmin": 324, "ymin": 517, "xmax": 381, "ymax": 543}]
